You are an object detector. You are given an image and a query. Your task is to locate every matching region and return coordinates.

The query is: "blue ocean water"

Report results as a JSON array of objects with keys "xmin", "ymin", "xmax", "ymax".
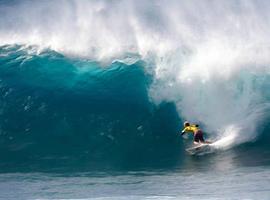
[
  {"xmin": 0, "ymin": 44, "xmax": 269, "ymax": 200},
  {"xmin": 1, "ymin": 0, "xmax": 270, "ymax": 199},
  {"xmin": 0, "ymin": 45, "xmax": 182, "ymax": 172},
  {"xmin": 0, "ymin": 166, "xmax": 270, "ymax": 200}
]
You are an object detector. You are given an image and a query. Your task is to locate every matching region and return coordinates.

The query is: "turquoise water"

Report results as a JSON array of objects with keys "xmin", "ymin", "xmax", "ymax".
[
  {"xmin": 1, "ymin": 0, "xmax": 270, "ymax": 199},
  {"xmin": 0, "ymin": 45, "xmax": 269, "ymax": 199}
]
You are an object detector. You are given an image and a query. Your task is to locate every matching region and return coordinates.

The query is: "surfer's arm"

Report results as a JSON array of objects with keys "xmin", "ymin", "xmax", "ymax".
[
  {"xmin": 181, "ymin": 127, "xmax": 194, "ymax": 135},
  {"xmin": 181, "ymin": 127, "xmax": 189, "ymax": 135}
]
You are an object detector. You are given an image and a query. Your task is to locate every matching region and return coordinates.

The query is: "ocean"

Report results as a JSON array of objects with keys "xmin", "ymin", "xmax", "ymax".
[{"xmin": 0, "ymin": 0, "xmax": 270, "ymax": 199}]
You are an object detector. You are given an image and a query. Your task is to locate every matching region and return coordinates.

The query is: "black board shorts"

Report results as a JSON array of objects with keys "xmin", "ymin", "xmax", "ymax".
[{"xmin": 194, "ymin": 130, "xmax": 204, "ymax": 142}]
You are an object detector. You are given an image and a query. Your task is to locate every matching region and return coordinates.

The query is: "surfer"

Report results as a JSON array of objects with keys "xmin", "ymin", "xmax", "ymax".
[{"xmin": 181, "ymin": 121, "xmax": 211, "ymax": 144}]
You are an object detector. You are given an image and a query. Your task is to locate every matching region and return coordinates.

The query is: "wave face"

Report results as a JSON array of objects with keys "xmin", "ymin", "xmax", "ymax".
[
  {"xmin": 0, "ymin": 45, "xmax": 182, "ymax": 171},
  {"xmin": 0, "ymin": 0, "xmax": 270, "ymax": 171}
]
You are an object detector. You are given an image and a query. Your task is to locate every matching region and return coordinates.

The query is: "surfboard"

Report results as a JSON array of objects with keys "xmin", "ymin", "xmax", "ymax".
[{"xmin": 186, "ymin": 143, "xmax": 212, "ymax": 155}]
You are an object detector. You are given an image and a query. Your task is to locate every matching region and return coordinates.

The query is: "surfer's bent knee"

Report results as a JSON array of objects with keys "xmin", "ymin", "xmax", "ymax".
[{"xmin": 194, "ymin": 130, "xmax": 205, "ymax": 143}]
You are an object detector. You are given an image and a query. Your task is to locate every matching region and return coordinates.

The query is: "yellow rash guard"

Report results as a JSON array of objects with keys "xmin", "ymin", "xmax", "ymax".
[{"xmin": 182, "ymin": 125, "xmax": 199, "ymax": 134}]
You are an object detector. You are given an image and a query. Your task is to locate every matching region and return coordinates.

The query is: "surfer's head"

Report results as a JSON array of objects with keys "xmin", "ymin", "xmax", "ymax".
[{"xmin": 184, "ymin": 121, "xmax": 190, "ymax": 127}]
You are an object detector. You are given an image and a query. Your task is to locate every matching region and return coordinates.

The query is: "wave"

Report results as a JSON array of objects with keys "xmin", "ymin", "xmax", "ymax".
[
  {"xmin": 0, "ymin": 1, "xmax": 270, "ymax": 170},
  {"xmin": 0, "ymin": 45, "xmax": 183, "ymax": 171},
  {"xmin": 0, "ymin": 44, "xmax": 269, "ymax": 172}
]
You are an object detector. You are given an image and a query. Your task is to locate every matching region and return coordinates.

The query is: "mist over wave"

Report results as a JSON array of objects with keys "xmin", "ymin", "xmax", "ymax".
[{"xmin": 0, "ymin": 0, "xmax": 270, "ymax": 154}]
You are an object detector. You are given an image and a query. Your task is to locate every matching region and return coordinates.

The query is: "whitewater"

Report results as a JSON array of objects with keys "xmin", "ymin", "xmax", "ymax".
[{"xmin": 0, "ymin": 0, "xmax": 270, "ymax": 199}]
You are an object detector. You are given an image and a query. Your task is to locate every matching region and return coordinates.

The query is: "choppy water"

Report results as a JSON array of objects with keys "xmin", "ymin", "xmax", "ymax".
[{"xmin": 1, "ymin": 165, "xmax": 270, "ymax": 200}]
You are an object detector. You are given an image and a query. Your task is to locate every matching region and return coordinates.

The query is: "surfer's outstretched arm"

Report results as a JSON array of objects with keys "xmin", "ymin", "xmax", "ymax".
[
  {"xmin": 181, "ymin": 127, "xmax": 187, "ymax": 135},
  {"xmin": 181, "ymin": 126, "xmax": 195, "ymax": 136}
]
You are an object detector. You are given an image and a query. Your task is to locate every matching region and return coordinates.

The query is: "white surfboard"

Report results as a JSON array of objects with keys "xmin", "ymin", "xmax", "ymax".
[{"xmin": 186, "ymin": 143, "xmax": 213, "ymax": 155}]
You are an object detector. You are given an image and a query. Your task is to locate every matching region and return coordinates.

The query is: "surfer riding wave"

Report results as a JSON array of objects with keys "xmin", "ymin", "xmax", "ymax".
[{"xmin": 181, "ymin": 121, "xmax": 211, "ymax": 144}]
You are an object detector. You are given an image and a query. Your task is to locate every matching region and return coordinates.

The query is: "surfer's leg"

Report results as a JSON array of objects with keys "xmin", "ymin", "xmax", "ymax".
[
  {"xmin": 194, "ymin": 130, "xmax": 202, "ymax": 143},
  {"xmin": 200, "ymin": 131, "xmax": 212, "ymax": 144},
  {"xmin": 194, "ymin": 130, "xmax": 205, "ymax": 144}
]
